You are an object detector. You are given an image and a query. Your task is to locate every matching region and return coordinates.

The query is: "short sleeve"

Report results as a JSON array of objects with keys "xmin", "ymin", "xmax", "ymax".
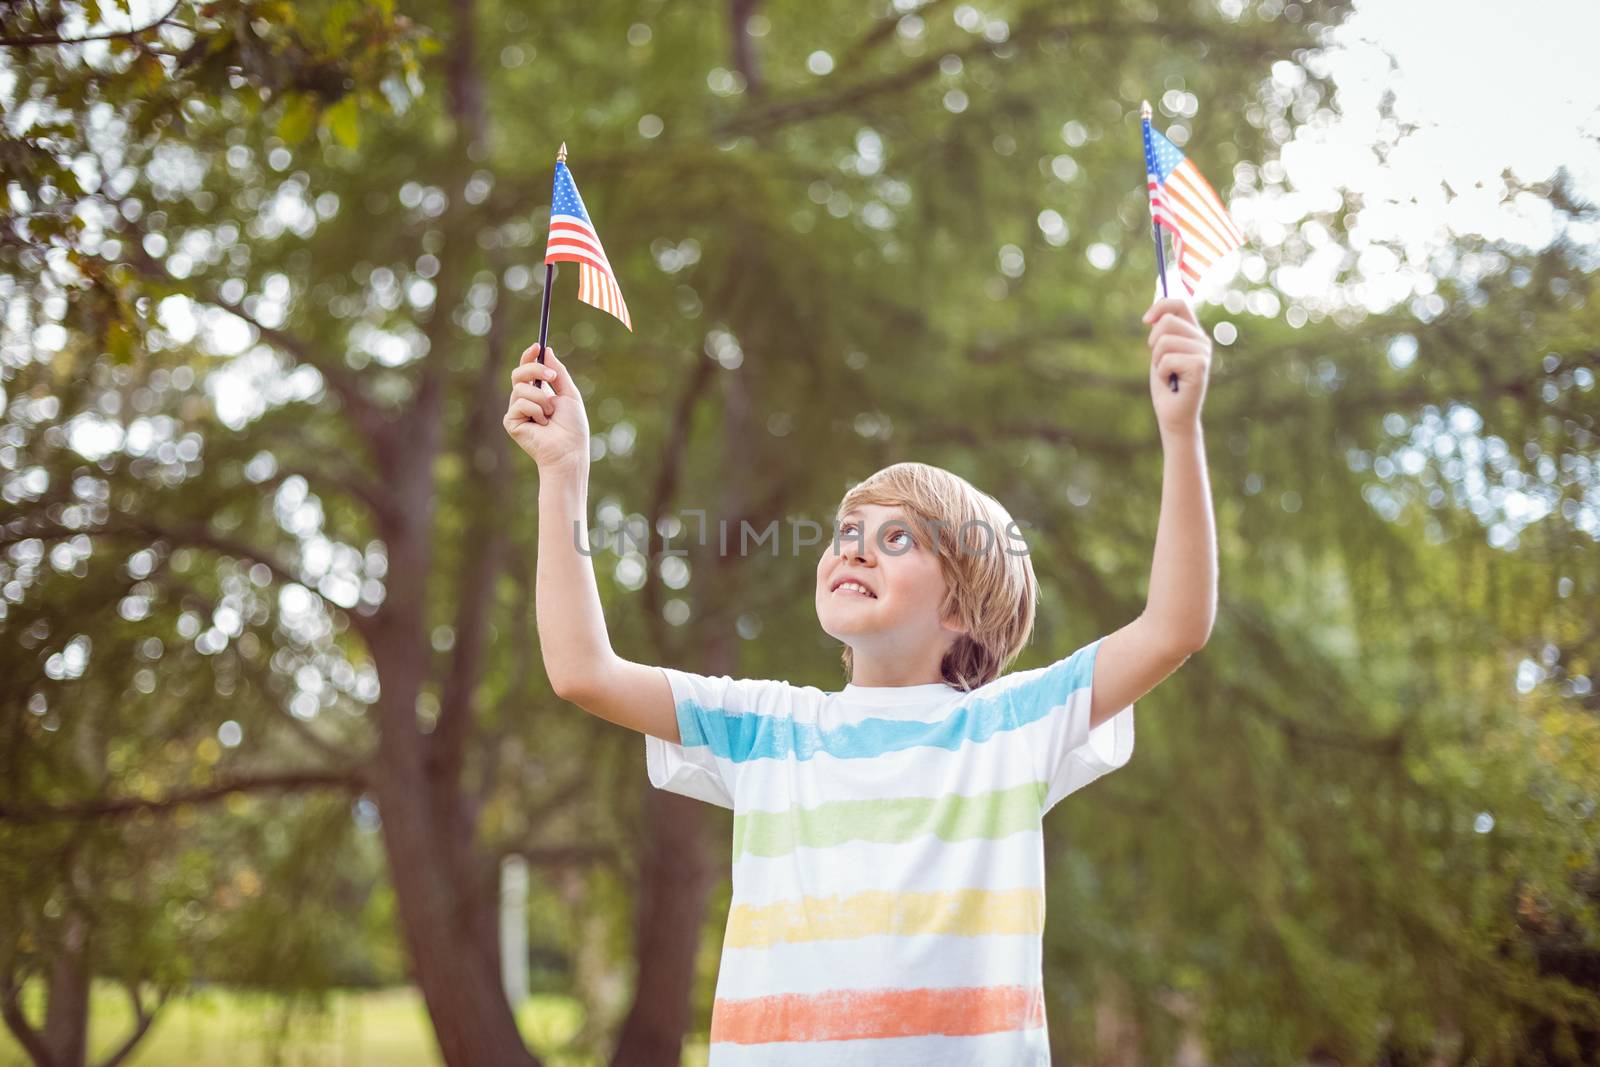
[
  {"xmin": 1004, "ymin": 637, "xmax": 1135, "ymax": 814},
  {"xmin": 643, "ymin": 667, "xmax": 794, "ymax": 810}
]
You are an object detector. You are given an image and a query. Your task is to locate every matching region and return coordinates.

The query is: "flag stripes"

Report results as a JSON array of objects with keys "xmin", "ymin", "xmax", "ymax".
[
  {"xmin": 543, "ymin": 162, "xmax": 632, "ymax": 331},
  {"xmin": 1142, "ymin": 115, "xmax": 1244, "ymax": 295}
]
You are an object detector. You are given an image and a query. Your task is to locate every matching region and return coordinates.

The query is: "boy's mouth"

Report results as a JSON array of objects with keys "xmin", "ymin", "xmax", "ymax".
[{"xmin": 830, "ymin": 578, "xmax": 878, "ymax": 599}]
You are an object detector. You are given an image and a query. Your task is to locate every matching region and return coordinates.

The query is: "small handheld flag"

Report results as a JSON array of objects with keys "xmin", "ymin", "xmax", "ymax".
[
  {"xmin": 1141, "ymin": 101, "xmax": 1244, "ymax": 391},
  {"xmin": 535, "ymin": 143, "xmax": 631, "ymax": 371}
]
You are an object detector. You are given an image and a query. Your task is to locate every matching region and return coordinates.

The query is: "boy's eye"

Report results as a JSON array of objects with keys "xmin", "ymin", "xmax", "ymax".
[{"xmin": 836, "ymin": 520, "xmax": 912, "ymax": 548}]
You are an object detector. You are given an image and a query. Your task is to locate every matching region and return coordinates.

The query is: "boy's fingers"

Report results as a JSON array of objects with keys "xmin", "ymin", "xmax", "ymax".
[
  {"xmin": 1146, "ymin": 315, "xmax": 1206, "ymax": 347},
  {"xmin": 509, "ymin": 397, "xmax": 549, "ymax": 425},
  {"xmin": 1151, "ymin": 337, "xmax": 1209, "ymax": 365},
  {"xmin": 1142, "ymin": 297, "xmax": 1194, "ymax": 325},
  {"xmin": 511, "ymin": 361, "xmax": 556, "ymax": 386},
  {"xmin": 510, "ymin": 382, "xmax": 557, "ymax": 412},
  {"xmin": 541, "ymin": 350, "xmax": 581, "ymax": 399},
  {"xmin": 513, "ymin": 346, "xmax": 582, "ymax": 400}
]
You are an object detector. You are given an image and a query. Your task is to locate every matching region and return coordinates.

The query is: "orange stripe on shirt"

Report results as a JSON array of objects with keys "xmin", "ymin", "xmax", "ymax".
[{"xmin": 710, "ymin": 983, "xmax": 1045, "ymax": 1045}]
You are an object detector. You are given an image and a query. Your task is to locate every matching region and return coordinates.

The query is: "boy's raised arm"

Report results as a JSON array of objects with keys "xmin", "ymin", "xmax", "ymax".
[
  {"xmin": 1091, "ymin": 297, "xmax": 1219, "ymax": 727},
  {"xmin": 504, "ymin": 344, "xmax": 679, "ymax": 743}
]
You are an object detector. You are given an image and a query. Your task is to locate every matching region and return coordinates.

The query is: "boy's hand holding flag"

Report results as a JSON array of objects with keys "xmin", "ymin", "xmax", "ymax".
[
  {"xmin": 526, "ymin": 142, "xmax": 631, "ymax": 395},
  {"xmin": 1140, "ymin": 100, "xmax": 1244, "ymax": 394},
  {"xmin": 505, "ymin": 344, "xmax": 589, "ymax": 474},
  {"xmin": 1143, "ymin": 297, "xmax": 1211, "ymax": 433},
  {"xmin": 510, "ymin": 143, "xmax": 621, "ymax": 473}
]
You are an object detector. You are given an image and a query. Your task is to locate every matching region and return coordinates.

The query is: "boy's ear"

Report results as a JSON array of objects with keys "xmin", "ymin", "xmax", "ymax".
[{"xmin": 939, "ymin": 608, "xmax": 970, "ymax": 636}]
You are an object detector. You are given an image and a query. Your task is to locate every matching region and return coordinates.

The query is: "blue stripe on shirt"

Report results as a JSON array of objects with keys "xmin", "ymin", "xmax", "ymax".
[{"xmin": 678, "ymin": 641, "xmax": 1096, "ymax": 763}]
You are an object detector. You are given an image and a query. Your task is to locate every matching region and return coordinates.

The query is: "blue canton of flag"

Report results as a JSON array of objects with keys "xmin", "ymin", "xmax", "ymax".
[
  {"xmin": 1142, "ymin": 119, "xmax": 1245, "ymax": 295},
  {"xmin": 544, "ymin": 161, "xmax": 631, "ymax": 331}
]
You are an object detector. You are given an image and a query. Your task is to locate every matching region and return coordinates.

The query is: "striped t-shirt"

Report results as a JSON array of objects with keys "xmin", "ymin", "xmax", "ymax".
[{"xmin": 644, "ymin": 636, "xmax": 1135, "ymax": 1066}]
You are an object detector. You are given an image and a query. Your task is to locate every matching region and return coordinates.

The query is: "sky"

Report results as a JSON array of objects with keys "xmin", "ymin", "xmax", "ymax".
[
  {"xmin": 1225, "ymin": 0, "xmax": 1600, "ymax": 316},
  {"xmin": 1324, "ymin": 0, "xmax": 1598, "ymax": 200}
]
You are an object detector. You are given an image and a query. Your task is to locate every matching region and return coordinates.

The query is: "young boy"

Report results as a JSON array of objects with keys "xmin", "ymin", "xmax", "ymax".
[{"xmin": 504, "ymin": 297, "xmax": 1217, "ymax": 1065}]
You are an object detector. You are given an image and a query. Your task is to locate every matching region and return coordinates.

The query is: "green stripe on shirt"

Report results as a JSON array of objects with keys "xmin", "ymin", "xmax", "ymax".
[{"xmin": 732, "ymin": 781, "xmax": 1043, "ymax": 859}]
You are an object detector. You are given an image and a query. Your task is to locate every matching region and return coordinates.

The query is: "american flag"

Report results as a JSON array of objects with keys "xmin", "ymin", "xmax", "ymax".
[
  {"xmin": 1142, "ymin": 114, "xmax": 1244, "ymax": 294},
  {"xmin": 544, "ymin": 160, "xmax": 632, "ymax": 331}
]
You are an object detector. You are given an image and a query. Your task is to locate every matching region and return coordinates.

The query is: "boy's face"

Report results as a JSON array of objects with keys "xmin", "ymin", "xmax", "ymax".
[{"xmin": 815, "ymin": 502, "xmax": 964, "ymax": 663}]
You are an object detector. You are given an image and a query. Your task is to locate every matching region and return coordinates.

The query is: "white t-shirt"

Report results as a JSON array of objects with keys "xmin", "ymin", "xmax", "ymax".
[{"xmin": 644, "ymin": 636, "xmax": 1135, "ymax": 1066}]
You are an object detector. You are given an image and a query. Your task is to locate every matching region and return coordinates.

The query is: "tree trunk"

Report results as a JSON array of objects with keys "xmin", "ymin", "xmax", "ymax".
[
  {"xmin": 610, "ymin": 363, "xmax": 756, "ymax": 1065},
  {"xmin": 609, "ymin": 624, "xmax": 736, "ymax": 1065},
  {"xmin": 360, "ymin": 0, "xmax": 528, "ymax": 1040},
  {"xmin": 608, "ymin": 789, "xmax": 719, "ymax": 1067},
  {"xmin": 373, "ymin": 708, "xmax": 539, "ymax": 1067},
  {"xmin": 42, "ymin": 910, "xmax": 90, "ymax": 1067},
  {"xmin": 1092, "ymin": 973, "xmax": 1143, "ymax": 1067},
  {"xmin": 369, "ymin": 560, "xmax": 539, "ymax": 1067}
]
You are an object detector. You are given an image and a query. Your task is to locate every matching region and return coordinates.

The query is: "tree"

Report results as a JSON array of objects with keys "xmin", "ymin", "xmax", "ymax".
[{"xmin": 0, "ymin": 511, "xmax": 379, "ymax": 1066}]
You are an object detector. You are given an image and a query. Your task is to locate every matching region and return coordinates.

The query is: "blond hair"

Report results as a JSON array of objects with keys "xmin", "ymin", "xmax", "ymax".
[{"xmin": 836, "ymin": 462, "xmax": 1036, "ymax": 690}]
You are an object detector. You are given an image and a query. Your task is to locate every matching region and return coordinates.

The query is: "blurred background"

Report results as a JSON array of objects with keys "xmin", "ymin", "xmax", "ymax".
[{"xmin": 2, "ymin": 0, "xmax": 1598, "ymax": 1064}]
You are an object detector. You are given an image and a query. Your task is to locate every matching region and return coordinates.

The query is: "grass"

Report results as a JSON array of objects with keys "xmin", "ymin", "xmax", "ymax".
[{"xmin": 0, "ymin": 985, "xmax": 713, "ymax": 1067}]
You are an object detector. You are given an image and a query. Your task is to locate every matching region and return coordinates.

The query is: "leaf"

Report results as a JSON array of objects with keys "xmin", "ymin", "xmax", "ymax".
[
  {"xmin": 323, "ymin": 0, "xmax": 356, "ymax": 45},
  {"xmin": 277, "ymin": 91, "xmax": 319, "ymax": 145},
  {"xmin": 137, "ymin": 52, "xmax": 166, "ymax": 93},
  {"xmin": 105, "ymin": 320, "xmax": 135, "ymax": 364},
  {"xmin": 323, "ymin": 94, "xmax": 361, "ymax": 149}
]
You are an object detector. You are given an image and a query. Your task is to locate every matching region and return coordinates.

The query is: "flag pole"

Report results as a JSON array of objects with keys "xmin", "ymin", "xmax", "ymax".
[
  {"xmin": 535, "ymin": 142, "xmax": 567, "ymax": 372},
  {"xmin": 1142, "ymin": 102, "xmax": 1179, "ymax": 394}
]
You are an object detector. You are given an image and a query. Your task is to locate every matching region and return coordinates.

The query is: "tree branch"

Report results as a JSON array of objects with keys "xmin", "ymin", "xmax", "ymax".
[
  {"xmin": 277, "ymin": 463, "xmax": 393, "ymax": 529},
  {"xmin": 109, "ymin": 206, "xmax": 395, "ymax": 470},
  {"xmin": 715, "ymin": 7, "xmax": 1294, "ymax": 141},
  {"xmin": 94, "ymin": 982, "xmax": 166, "ymax": 1067},
  {"xmin": 728, "ymin": 0, "xmax": 764, "ymax": 95},
  {"xmin": 642, "ymin": 352, "xmax": 719, "ymax": 657},
  {"xmin": 0, "ymin": 514, "xmax": 376, "ymax": 645},
  {"xmin": 0, "ymin": 970, "xmax": 55, "ymax": 1067},
  {"xmin": 479, "ymin": 552, "xmax": 533, "ymax": 812},
  {"xmin": 0, "ymin": 0, "xmax": 183, "ymax": 47},
  {"xmin": 431, "ymin": 262, "xmax": 514, "ymax": 792},
  {"xmin": 1217, "ymin": 348, "xmax": 1600, "ymax": 428},
  {"xmin": 837, "ymin": 0, "xmax": 955, "ymax": 73},
  {"xmin": 909, "ymin": 420, "xmax": 1153, "ymax": 456},
  {"xmin": 1220, "ymin": 605, "xmax": 1409, "ymax": 756},
  {"xmin": 199, "ymin": 289, "xmax": 395, "ymax": 470},
  {"xmin": 153, "ymin": 572, "xmax": 370, "ymax": 767},
  {"xmin": 0, "ymin": 770, "xmax": 364, "ymax": 823},
  {"xmin": 715, "ymin": 9, "xmax": 1097, "ymax": 139}
]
